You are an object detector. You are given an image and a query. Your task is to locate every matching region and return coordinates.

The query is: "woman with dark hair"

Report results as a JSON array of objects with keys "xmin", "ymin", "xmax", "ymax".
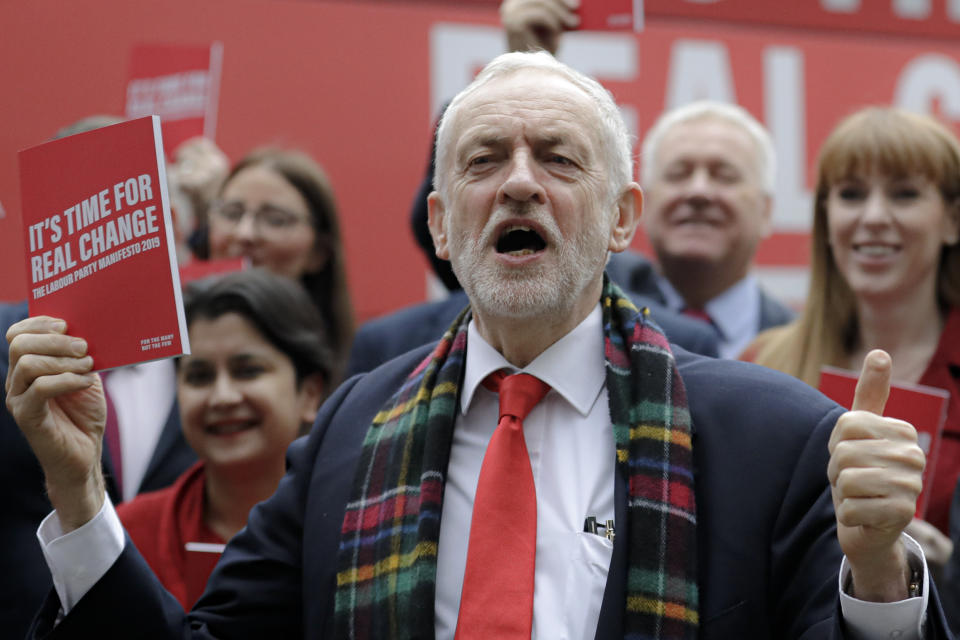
[
  {"xmin": 115, "ymin": 269, "xmax": 331, "ymax": 608},
  {"xmin": 746, "ymin": 107, "xmax": 960, "ymax": 557},
  {"xmin": 198, "ymin": 148, "xmax": 354, "ymax": 381}
]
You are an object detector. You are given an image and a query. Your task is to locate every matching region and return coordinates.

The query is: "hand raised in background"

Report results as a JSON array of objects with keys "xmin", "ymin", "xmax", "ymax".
[{"xmin": 501, "ymin": 0, "xmax": 580, "ymax": 55}]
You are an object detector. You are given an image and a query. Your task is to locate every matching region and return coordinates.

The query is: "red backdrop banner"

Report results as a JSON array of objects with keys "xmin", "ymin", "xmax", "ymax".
[
  {"xmin": 3, "ymin": 1, "xmax": 960, "ymax": 318},
  {"xmin": 644, "ymin": 0, "xmax": 960, "ymax": 39}
]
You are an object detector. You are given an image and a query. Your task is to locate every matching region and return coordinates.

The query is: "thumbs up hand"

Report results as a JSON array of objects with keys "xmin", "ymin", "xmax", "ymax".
[{"xmin": 827, "ymin": 350, "xmax": 926, "ymax": 602}]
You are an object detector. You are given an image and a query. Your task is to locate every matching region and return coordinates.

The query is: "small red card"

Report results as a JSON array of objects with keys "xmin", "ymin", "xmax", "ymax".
[
  {"xmin": 577, "ymin": 0, "xmax": 644, "ymax": 32},
  {"xmin": 178, "ymin": 257, "xmax": 247, "ymax": 285}
]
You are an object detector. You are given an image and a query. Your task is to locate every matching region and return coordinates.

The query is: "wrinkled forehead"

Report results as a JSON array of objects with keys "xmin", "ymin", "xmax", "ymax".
[
  {"xmin": 448, "ymin": 69, "xmax": 603, "ymax": 144},
  {"xmin": 662, "ymin": 116, "xmax": 758, "ymax": 161}
]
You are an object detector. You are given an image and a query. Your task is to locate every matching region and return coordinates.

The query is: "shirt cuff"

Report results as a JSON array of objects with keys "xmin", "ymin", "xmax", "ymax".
[
  {"xmin": 37, "ymin": 495, "xmax": 125, "ymax": 615},
  {"xmin": 839, "ymin": 533, "xmax": 928, "ymax": 640}
]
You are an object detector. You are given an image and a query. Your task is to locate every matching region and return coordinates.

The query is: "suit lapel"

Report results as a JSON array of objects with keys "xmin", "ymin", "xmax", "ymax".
[
  {"xmin": 100, "ymin": 444, "xmax": 122, "ymax": 504},
  {"xmin": 138, "ymin": 399, "xmax": 196, "ymax": 494}
]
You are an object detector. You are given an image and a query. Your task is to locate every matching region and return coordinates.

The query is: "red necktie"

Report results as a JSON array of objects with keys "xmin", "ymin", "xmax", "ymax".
[
  {"xmin": 101, "ymin": 372, "xmax": 123, "ymax": 496},
  {"xmin": 681, "ymin": 307, "xmax": 712, "ymax": 325},
  {"xmin": 455, "ymin": 370, "xmax": 550, "ymax": 640}
]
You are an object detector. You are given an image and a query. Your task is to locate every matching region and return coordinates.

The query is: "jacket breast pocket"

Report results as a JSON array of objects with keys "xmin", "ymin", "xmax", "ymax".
[{"xmin": 700, "ymin": 599, "xmax": 749, "ymax": 639}]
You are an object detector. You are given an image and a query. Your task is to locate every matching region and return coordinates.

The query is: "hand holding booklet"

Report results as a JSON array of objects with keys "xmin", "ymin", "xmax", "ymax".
[
  {"xmin": 819, "ymin": 366, "xmax": 949, "ymax": 519},
  {"xmin": 18, "ymin": 115, "xmax": 189, "ymax": 370}
]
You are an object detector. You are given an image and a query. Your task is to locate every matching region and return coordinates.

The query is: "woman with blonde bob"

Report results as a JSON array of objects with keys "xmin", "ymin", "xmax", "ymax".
[{"xmin": 748, "ymin": 107, "xmax": 960, "ymax": 550}]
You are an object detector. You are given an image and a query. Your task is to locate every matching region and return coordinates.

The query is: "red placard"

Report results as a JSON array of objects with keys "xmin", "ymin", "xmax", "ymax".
[
  {"xmin": 644, "ymin": 0, "xmax": 960, "ymax": 40},
  {"xmin": 18, "ymin": 116, "xmax": 189, "ymax": 370},
  {"xmin": 818, "ymin": 366, "xmax": 950, "ymax": 519},
  {"xmin": 578, "ymin": 0, "xmax": 644, "ymax": 31},
  {"xmin": 178, "ymin": 256, "xmax": 246, "ymax": 285},
  {"xmin": 126, "ymin": 43, "xmax": 223, "ymax": 160}
]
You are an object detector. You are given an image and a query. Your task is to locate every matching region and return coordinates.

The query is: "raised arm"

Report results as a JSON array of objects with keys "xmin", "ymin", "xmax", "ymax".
[{"xmin": 500, "ymin": 0, "xmax": 579, "ymax": 55}]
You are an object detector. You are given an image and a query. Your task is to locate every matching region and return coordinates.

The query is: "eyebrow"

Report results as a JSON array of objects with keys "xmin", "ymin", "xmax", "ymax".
[
  {"xmin": 456, "ymin": 130, "xmax": 592, "ymax": 162},
  {"xmin": 227, "ymin": 353, "xmax": 267, "ymax": 364},
  {"xmin": 455, "ymin": 131, "xmax": 504, "ymax": 160},
  {"xmin": 181, "ymin": 352, "xmax": 264, "ymax": 366}
]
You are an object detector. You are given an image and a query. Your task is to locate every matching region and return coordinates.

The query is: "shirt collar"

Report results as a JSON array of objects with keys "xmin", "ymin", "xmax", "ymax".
[
  {"xmin": 656, "ymin": 273, "xmax": 760, "ymax": 343},
  {"xmin": 461, "ymin": 305, "xmax": 606, "ymax": 417},
  {"xmin": 702, "ymin": 274, "xmax": 760, "ymax": 343}
]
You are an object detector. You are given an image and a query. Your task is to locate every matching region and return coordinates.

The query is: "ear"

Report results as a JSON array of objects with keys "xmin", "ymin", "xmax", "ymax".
[
  {"xmin": 296, "ymin": 373, "xmax": 325, "ymax": 426},
  {"xmin": 608, "ymin": 183, "xmax": 643, "ymax": 253},
  {"xmin": 427, "ymin": 191, "xmax": 451, "ymax": 260}
]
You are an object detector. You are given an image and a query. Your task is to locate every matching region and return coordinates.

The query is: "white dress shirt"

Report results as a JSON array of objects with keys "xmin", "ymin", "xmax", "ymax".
[
  {"xmin": 104, "ymin": 359, "xmax": 177, "ymax": 501},
  {"xmin": 39, "ymin": 305, "xmax": 928, "ymax": 636},
  {"xmin": 435, "ymin": 307, "xmax": 615, "ymax": 639},
  {"xmin": 657, "ymin": 273, "xmax": 761, "ymax": 359}
]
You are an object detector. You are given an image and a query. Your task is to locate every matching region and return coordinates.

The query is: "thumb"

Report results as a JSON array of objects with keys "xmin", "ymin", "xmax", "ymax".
[{"xmin": 851, "ymin": 349, "xmax": 891, "ymax": 415}]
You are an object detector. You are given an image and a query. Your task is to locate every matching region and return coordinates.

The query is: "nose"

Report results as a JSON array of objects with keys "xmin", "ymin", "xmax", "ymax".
[
  {"xmin": 683, "ymin": 167, "xmax": 714, "ymax": 204},
  {"xmin": 234, "ymin": 210, "xmax": 259, "ymax": 242},
  {"xmin": 209, "ymin": 372, "xmax": 243, "ymax": 407},
  {"xmin": 861, "ymin": 188, "xmax": 893, "ymax": 226},
  {"xmin": 498, "ymin": 150, "xmax": 546, "ymax": 205}
]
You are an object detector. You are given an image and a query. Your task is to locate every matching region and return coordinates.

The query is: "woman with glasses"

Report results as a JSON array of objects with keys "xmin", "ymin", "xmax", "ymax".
[{"xmin": 201, "ymin": 149, "xmax": 354, "ymax": 382}]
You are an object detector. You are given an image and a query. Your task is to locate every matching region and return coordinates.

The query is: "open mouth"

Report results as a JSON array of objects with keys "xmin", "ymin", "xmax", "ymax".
[{"xmin": 495, "ymin": 225, "xmax": 547, "ymax": 257}]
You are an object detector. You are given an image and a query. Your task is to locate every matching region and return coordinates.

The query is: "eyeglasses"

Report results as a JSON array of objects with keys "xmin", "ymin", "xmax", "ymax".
[{"xmin": 210, "ymin": 200, "xmax": 312, "ymax": 232}]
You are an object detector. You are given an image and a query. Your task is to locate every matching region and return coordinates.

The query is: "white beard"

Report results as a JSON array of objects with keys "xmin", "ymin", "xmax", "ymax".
[{"xmin": 447, "ymin": 205, "xmax": 610, "ymax": 320}]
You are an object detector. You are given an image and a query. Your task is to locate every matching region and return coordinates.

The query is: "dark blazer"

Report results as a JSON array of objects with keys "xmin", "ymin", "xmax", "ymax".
[
  {"xmin": 945, "ymin": 478, "xmax": 960, "ymax": 633},
  {"xmin": 0, "ymin": 301, "xmax": 196, "ymax": 640},
  {"xmin": 31, "ymin": 345, "xmax": 953, "ymax": 639},
  {"xmin": 605, "ymin": 251, "xmax": 795, "ymax": 332},
  {"xmin": 0, "ymin": 303, "xmax": 51, "ymax": 640},
  {"xmin": 346, "ymin": 265, "xmax": 719, "ymax": 377}
]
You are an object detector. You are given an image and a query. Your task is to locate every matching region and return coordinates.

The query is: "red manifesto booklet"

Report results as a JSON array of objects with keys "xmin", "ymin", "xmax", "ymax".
[
  {"xmin": 818, "ymin": 366, "xmax": 949, "ymax": 520},
  {"xmin": 126, "ymin": 42, "xmax": 224, "ymax": 160},
  {"xmin": 18, "ymin": 116, "xmax": 190, "ymax": 371}
]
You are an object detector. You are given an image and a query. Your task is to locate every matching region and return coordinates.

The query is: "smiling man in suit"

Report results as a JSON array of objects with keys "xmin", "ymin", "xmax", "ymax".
[
  {"xmin": 634, "ymin": 101, "xmax": 795, "ymax": 358},
  {"xmin": 7, "ymin": 52, "xmax": 954, "ymax": 639}
]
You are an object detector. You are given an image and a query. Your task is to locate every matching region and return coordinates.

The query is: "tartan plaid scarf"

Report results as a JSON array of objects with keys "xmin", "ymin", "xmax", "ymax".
[{"xmin": 333, "ymin": 277, "xmax": 698, "ymax": 639}]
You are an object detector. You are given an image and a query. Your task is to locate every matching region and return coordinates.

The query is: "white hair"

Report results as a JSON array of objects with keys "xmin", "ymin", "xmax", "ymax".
[
  {"xmin": 640, "ymin": 101, "xmax": 776, "ymax": 194},
  {"xmin": 433, "ymin": 51, "xmax": 634, "ymax": 201}
]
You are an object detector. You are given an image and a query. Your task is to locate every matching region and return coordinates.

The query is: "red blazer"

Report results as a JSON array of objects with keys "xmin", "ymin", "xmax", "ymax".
[
  {"xmin": 116, "ymin": 461, "xmax": 223, "ymax": 608},
  {"xmin": 920, "ymin": 307, "xmax": 960, "ymax": 534}
]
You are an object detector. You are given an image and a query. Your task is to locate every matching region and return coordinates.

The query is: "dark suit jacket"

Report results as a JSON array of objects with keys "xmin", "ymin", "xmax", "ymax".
[
  {"xmin": 605, "ymin": 251, "xmax": 795, "ymax": 332},
  {"xmin": 945, "ymin": 478, "xmax": 960, "ymax": 632},
  {"xmin": 0, "ymin": 301, "xmax": 196, "ymax": 640},
  {"xmin": 32, "ymin": 345, "xmax": 952, "ymax": 638},
  {"xmin": 346, "ymin": 265, "xmax": 719, "ymax": 377}
]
